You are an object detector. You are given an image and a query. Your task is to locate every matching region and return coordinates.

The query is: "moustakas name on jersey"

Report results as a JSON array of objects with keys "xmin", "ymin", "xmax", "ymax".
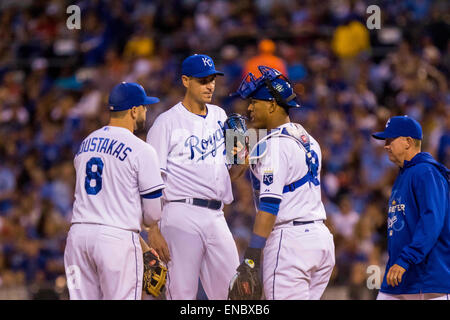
[
  {"xmin": 76, "ymin": 133, "xmax": 132, "ymax": 161},
  {"xmin": 381, "ymin": 152, "xmax": 450, "ymax": 294},
  {"xmin": 249, "ymin": 122, "xmax": 326, "ymax": 224},
  {"xmin": 72, "ymin": 126, "xmax": 165, "ymax": 232}
]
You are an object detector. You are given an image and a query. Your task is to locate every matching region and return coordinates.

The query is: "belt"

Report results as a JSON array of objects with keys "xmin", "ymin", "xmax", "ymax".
[
  {"xmin": 293, "ymin": 220, "xmax": 324, "ymax": 226},
  {"xmin": 170, "ymin": 198, "xmax": 222, "ymax": 210},
  {"xmin": 274, "ymin": 219, "xmax": 324, "ymax": 230}
]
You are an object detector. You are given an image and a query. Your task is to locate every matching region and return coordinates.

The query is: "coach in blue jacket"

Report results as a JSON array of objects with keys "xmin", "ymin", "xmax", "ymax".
[{"xmin": 372, "ymin": 115, "xmax": 450, "ymax": 300}]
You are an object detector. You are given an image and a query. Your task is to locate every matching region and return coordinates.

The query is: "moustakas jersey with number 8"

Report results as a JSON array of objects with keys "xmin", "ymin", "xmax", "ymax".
[{"xmin": 71, "ymin": 125, "xmax": 165, "ymax": 232}]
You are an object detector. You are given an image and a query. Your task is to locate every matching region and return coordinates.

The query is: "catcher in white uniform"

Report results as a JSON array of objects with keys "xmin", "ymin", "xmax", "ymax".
[
  {"xmin": 228, "ymin": 66, "xmax": 335, "ymax": 300},
  {"xmin": 146, "ymin": 54, "xmax": 244, "ymax": 299},
  {"xmin": 64, "ymin": 82, "xmax": 165, "ymax": 299}
]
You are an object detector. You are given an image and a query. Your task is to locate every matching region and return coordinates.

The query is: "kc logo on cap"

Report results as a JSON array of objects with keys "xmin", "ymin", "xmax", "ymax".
[
  {"xmin": 202, "ymin": 57, "xmax": 213, "ymax": 67},
  {"xmin": 182, "ymin": 54, "xmax": 224, "ymax": 78},
  {"xmin": 372, "ymin": 115, "xmax": 423, "ymax": 140}
]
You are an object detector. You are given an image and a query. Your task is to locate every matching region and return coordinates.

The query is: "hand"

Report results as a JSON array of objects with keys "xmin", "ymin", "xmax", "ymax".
[
  {"xmin": 228, "ymin": 140, "xmax": 249, "ymax": 165},
  {"xmin": 143, "ymin": 248, "xmax": 159, "ymax": 266},
  {"xmin": 234, "ymin": 138, "xmax": 249, "ymax": 162},
  {"xmin": 386, "ymin": 264, "xmax": 406, "ymax": 287},
  {"xmin": 145, "ymin": 248, "xmax": 160, "ymax": 266},
  {"xmin": 148, "ymin": 225, "xmax": 171, "ymax": 264}
]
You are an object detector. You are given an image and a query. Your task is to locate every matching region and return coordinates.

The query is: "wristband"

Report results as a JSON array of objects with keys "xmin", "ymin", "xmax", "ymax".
[{"xmin": 249, "ymin": 233, "xmax": 267, "ymax": 249}]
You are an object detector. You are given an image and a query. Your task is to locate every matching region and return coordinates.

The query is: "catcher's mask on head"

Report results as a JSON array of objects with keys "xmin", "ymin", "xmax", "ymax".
[{"xmin": 231, "ymin": 66, "xmax": 300, "ymax": 111}]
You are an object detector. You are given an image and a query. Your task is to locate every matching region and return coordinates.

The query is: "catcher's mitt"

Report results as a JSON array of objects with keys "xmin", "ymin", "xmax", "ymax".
[
  {"xmin": 228, "ymin": 258, "xmax": 262, "ymax": 300},
  {"xmin": 223, "ymin": 113, "xmax": 249, "ymax": 165},
  {"xmin": 143, "ymin": 249, "xmax": 167, "ymax": 298}
]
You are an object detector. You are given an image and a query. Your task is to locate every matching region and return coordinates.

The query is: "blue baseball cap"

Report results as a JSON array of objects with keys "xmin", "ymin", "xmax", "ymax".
[
  {"xmin": 372, "ymin": 115, "xmax": 423, "ymax": 140},
  {"xmin": 108, "ymin": 82, "xmax": 160, "ymax": 111},
  {"xmin": 181, "ymin": 54, "xmax": 224, "ymax": 78}
]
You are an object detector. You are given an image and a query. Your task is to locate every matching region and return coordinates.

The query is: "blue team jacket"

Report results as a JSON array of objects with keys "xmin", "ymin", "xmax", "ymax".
[{"xmin": 381, "ymin": 152, "xmax": 450, "ymax": 294}]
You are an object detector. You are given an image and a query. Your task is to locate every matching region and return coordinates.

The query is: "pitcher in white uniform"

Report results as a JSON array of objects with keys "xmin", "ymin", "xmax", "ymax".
[
  {"xmin": 146, "ymin": 54, "xmax": 243, "ymax": 299},
  {"xmin": 231, "ymin": 66, "xmax": 335, "ymax": 300},
  {"xmin": 64, "ymin": 82, "xmax": 165, "ymax": 299}
]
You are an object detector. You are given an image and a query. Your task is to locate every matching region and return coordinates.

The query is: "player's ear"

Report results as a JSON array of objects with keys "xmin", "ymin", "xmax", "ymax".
[
  {"xmin": 268, "ymin": 100, "xmax": 277, "ymax": 113},
  {"xmin": 404, "ymin": 137, "xmax": 412, "ymax": 149},
  {"xmin": 181, "ymin": 75, "xmax": 190, "ymax": 89},
  {"xmin": 130, "ymin": 106, "xmax": 138, "ymax": 119}
]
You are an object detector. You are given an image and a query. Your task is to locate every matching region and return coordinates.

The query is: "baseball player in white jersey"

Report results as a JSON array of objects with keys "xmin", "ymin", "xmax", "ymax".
[
  {"xmin": 64, "ymin": 82, "xmax": 165, "ymax": 299},
  {"xmin": 230, "ymin": 66, "xmax": 335, "ymax": 300},
  {"xmin": 146, "ymin": 54, "xmax": 242, "ymax": 299}
]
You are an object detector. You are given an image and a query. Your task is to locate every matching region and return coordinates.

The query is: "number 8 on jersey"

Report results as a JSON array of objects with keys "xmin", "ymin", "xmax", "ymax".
[{"xmin": 85, "ymin": 157, "xmax": 104, "ymax": 195}]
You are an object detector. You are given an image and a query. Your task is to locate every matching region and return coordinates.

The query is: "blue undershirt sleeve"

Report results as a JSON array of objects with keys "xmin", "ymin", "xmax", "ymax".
[
  {"xmin": 141, "ymin": 189, "xmax": 163, "ymax": 199},
  {"xmin": 259, "ymin": 197, "xmax": 282, "ymax": 216}
]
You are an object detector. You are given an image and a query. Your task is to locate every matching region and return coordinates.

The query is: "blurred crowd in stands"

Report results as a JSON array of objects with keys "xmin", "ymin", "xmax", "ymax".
[{"xmin": 0, "ymin": 0, "xmax": 448, "ymax": 299}]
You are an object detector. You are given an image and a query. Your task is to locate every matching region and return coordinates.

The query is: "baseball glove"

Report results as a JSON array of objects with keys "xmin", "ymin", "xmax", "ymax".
[
  {"xmin": 228, "ymin": 258, "xmax": 262, "ymax": 300},
  {"xmin": 143, "ymin": 249, "xmax": 167, "ymax": 298},
  {"xmin": 223, "ymin": 113, "xmax": 249, "ymax": 165}
]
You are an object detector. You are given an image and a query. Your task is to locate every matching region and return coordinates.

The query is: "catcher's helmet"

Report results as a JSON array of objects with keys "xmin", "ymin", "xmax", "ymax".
[{"xmin": 231, "ymin": 66, "xmax": 300, "ymax": 109}]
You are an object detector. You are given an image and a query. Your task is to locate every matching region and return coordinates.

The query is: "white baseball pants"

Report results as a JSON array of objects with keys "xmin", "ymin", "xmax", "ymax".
[
  {"xmin": 64, "ymin": 223, "xmax": 143, "ymax": 300},
  {"xmin": 263, "ymin": 220, "xmax": 335, "ymax": 300},
  {"xmin": 160, "ymin": 202, "xmax": 239, "ymax": 300}
]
